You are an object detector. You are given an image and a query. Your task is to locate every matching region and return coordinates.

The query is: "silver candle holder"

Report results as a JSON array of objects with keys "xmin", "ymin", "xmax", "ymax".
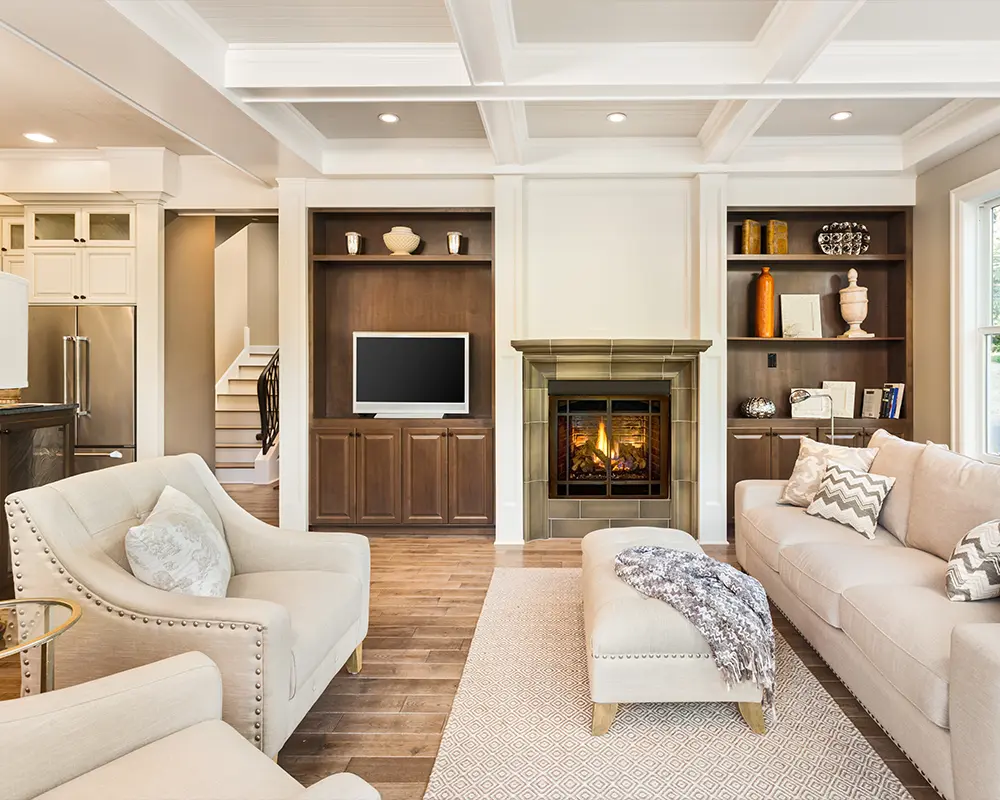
[
  {"xmin": 346, "ymin": 231, "xmax": 362, "ymax": 255},
  {"xmin": 447, "ymin": 231, "xmax": 462, "ymax": 255}
]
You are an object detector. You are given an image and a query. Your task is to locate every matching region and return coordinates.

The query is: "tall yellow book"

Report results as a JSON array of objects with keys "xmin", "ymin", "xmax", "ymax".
[
  {"xmin": 741, "ymin": 220, "xmax": 761, "ymax": 254},
  {"xmin": 766, "ymin": 220, "xmax": 788, "ymax": 254}
]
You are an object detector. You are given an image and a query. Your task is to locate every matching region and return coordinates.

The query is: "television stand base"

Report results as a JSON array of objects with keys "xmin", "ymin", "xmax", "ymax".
[{"xmin": 374, "ymin": 412, "xmax": 445, "ymax": 419}]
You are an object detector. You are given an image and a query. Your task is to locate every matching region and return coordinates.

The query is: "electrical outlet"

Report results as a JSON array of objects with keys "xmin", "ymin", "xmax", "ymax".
[{"xmin": 767, "ymin": 353, "xmax": 777, "ymax": 368}]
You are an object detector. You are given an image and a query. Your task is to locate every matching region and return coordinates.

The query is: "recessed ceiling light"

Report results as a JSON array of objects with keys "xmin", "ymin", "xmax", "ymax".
[
  {"xmin": 606, "ymin": 112, "xmax": 627, "ymax": 123},
  {"xmin": 23, "ymin": 132, "xmax": 56, "ymax": 144},
  {"xmin": 378, "ymin": 113, "xmax": 400, "ymax": 124},
  {"xmin": 830, "ymin": 111, "xmax": 853, "ymax": 122}
]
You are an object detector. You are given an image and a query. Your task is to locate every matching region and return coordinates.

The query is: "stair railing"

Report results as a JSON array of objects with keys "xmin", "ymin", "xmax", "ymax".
[{"xmin": 257, "ymin": 350, "xmax": 279, "ymax": 455}]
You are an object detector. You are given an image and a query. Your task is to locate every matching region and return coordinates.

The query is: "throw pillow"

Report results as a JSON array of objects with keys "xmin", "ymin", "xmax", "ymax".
[
  {"xmin": 946, "ymin": 520, "xmax": 1000, "ymax": 602},
  {"xmin": 126, "ymin": 485, "xmax": 232, "ymax": 598},
  {"xmin": 805, "ymin": 462, "xmax": 896, "ymax": 538},
  {"xmin": 779, "ymin": 437, "xmax": 878, "ymax": 508}
]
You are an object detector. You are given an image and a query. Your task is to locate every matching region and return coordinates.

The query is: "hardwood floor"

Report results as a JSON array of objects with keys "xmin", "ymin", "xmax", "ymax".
[{"xmin": 1, "ymin": 484, "xmax": 942, "ymax": 800}]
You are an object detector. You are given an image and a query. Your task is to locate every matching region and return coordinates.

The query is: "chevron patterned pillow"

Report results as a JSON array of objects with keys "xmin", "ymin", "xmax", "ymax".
[
  {"xmin": 946, "ymin": 520, "xmax": 1000, "ymax": 602},
  {"xmin": 805, "ymin": 463, "xmax": 896, "ymax": 538}
]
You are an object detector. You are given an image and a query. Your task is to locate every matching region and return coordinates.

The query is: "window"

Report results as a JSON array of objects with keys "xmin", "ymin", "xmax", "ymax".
[{"xmin": 982, "ymin": 200, "xmax": 1000, "ymax": 456}]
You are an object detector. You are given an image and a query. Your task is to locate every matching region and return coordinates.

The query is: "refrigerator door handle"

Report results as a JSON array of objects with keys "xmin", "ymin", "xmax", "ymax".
[
  {"xmin": 62, "ymin": 335, "xmax": 75, "ymax": 405},
  {"xmin": 75, "ymin": 336, "xmax": 92, "ymax": 417}
]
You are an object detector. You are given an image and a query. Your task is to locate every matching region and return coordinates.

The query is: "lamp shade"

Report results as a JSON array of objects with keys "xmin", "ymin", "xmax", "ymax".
[{"xmin": 0, "ymin": 272, "xmax": 29, "ymax": 390}]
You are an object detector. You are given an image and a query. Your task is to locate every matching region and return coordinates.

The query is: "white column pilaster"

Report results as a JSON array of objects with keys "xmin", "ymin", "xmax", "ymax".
[
  {"xmin": 277, "ymin": 178, "xmax": 309, "ymax": 530},
  {"xmin": 493, "ymin": 175, "xmax": 526, "ymax": 544},
  {"xmin": 133, "ymin": 198, "xmax": 167, "ymax": 460},
  {"xmin": 692, "ymin": 173, "xmax": 729, "ymax": 544}
]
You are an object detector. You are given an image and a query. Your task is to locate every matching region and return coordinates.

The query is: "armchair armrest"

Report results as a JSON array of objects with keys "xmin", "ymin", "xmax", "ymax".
[
  {"xmin": 951, "ymin": 624, "xmax": 1000, "ymax": 800},
  {"xmin": 299, "ymin": 773, "xmax": 381, "ymax": 800},
  {"xmin": 1, "ymin": 653, "xmax": 221, "ymax": 800}
]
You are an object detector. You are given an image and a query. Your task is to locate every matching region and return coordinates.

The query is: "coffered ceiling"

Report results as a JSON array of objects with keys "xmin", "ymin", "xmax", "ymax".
[{"xmin": 3, "ymin": 0, "xmax": 1000, "ymax": 181}]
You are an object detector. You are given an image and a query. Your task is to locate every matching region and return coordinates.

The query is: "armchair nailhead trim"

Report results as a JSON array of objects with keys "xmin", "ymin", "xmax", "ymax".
[{"xmin": 592, "ymin": 653, "xmax": 711, "ymax": 660}]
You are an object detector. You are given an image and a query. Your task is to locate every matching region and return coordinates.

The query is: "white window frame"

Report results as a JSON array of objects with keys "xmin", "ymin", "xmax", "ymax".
[{"xmin": 951, "ymin": 167, "xmax": 1000, "ymax": 462}]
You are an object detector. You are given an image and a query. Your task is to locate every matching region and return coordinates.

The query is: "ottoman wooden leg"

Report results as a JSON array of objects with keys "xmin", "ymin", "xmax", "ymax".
[
  {"xmin": 591, "ymin": 702, "xmax": 618, "ymax": 736},
  {"xmin": 738, "ymin": 702, "xmax": 766, "ymax": 734},
  {"xmin": 346, "ymin": 642, "xmax": 363, "ymax": 675}
]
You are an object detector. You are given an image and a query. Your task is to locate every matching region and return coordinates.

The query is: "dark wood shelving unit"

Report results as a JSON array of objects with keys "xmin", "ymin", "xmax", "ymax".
[
  {"xmin": 726, "ymin": 206, "xmax": 913, "ymax": 518},
  {"xmin": 309, "ymin": 208, "xmax": 495, "ymax": 533}
]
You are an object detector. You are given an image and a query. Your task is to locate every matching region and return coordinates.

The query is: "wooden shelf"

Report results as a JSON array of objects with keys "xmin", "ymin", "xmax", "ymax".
[
  {"xmin": 729, "ymin": 417, "xmax": 908, "ymax": 427},
  {"xmin": 313, "ymin": 255, "xmax": 492, "ymax": 264},
  {"xmin": 728, "ymin": 337, "xmax": 904, "ymax": 342},
  {"xmin": 728, "ymin": 254, "xmax": 906, "ymax": 262}
]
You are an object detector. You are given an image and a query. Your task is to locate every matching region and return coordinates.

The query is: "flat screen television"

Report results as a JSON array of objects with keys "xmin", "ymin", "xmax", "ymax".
[{"xmin": 353, "ymin": 332, "xmax": 470, "ymax": 417}]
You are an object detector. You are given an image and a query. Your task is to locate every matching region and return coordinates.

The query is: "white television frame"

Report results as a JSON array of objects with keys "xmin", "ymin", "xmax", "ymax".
[{"xmin": 352, "ymin": 331, "xmax": 470, "ymax": 417}]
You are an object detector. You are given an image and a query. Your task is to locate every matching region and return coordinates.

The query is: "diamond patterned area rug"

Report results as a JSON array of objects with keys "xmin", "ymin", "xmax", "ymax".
[{"xmin": 423, "ymin": 568, "xmax": 912, "ymax": 800}]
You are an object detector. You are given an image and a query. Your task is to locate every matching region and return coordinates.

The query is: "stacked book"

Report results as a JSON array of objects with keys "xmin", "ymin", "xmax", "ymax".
[{"xmin": 879, "ymin": 383, "xmax": 905, "ymax": 419}]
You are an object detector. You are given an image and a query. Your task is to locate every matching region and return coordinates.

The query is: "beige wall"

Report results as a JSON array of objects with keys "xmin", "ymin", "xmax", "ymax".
[
  {"xmin": 164, "ymin": 215, "xmax": 216, "ymax": 466},
  {"xmin": 247, "ymin": 221, "xmax": 278, "ymax": 346},
  {"xmin": 914, "ymin": 134, "xmax": 1000, "ymax": 444},
  {"xmin": 214, "ymin": 226, "xmax": 249, "ymax": 379}
]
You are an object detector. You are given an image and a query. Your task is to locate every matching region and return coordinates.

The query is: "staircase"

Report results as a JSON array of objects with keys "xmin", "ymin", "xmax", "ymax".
[{"xmin": 215, "ymin": 347, "xmax": 277, "ymax": 483}]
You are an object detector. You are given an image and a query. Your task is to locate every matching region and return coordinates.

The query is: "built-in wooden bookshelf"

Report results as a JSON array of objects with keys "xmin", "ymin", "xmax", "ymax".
[{"xmin": 725, "ymin": 206, "xmax": 913, "ymax": 517}]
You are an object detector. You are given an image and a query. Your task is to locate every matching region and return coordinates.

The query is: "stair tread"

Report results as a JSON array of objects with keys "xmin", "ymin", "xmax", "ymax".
[
  {"xmin": 215, "ymin": 462, "xmax": 255, "ymax": 470},
  {"xmin": 216, "ymin": 443, "xmax": 260, "ymax": 449},
  {"xmin": 215, "ymin": 424, "xmax": 261, "ymax": 430}
]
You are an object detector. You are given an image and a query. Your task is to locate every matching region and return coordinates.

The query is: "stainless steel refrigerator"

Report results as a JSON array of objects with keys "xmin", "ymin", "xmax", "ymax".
[{"xmin": 23, "ymin": 306, "xmax": 136, "ymax": 473}]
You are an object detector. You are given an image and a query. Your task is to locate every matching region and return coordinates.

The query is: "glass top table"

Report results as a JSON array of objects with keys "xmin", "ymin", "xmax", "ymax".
[{"xmin": 0, "ymin": 598, "xmax": 82, "ymax": 693}]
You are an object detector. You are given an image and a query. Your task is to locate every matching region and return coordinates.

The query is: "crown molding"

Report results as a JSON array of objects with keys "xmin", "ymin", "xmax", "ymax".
[{"xmin": 902, "ymin": 99, "xmax": 1000, "ymax": 172}]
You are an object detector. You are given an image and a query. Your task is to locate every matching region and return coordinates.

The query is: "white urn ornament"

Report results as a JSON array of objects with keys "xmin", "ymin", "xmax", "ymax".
[
  {"xmin": 383, "ymin": 226, "xmax": 420, "ymax": 256},
  {"xmin": 838, "ymin": 268, "xmax": 875, "ymax": 339}
]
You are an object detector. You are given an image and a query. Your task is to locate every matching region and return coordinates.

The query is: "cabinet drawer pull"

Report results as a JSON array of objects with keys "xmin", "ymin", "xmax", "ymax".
[
  {"xmin": 777, "ymin": 434, "xmax": 804, "ymax": 440},
  {"xmin": 825, "ymin": 435, "xmax": 855, "ymax": 441},
  {"xmin": 733, "ymin": 434, "xmax": 764, "ymax": 440}
]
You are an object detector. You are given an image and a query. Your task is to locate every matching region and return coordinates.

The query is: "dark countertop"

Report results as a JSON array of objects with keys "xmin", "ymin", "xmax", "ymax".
[{"xmin": 0, "ymin": 403, "xmax": 77, "ymax": 417}]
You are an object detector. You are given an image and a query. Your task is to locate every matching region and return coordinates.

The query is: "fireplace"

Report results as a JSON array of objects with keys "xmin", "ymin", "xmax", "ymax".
[{"xmin": 551, "ymin": 396, "xmax": 669, "ymax": 498}]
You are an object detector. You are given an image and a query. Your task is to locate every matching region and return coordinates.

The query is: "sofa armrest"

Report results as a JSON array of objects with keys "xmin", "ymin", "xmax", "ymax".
[
  {"xmin": 299, "ymin": 773, "xmax": 381, "ymax": 800},
  {"xmin": 734, "ymin": 480, "xmax": 786, "ymax": 516},
  {"xmin": 951, "ymin": 623, "xmax": 1000, "ymax": 800},
  {"xmin": 0, "ymin": 653, "xmax": 221, "ymax": 800}
]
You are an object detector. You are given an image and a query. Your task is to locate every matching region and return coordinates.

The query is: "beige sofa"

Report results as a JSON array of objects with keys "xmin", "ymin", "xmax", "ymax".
[
  {"xmin": 735, "ymin": 435, "xmax": 1000, "ymax": 800},
  {"xmin": 4, "ymin": 454, "xmax": 370, "ymax": 757},
  {"xmin": 2, "ymin": 652, "xmax": 379, "ymax": 800}
]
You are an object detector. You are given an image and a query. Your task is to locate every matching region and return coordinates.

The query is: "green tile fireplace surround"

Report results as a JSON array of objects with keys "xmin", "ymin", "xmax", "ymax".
[{"xmin": 511, "ymin": 339, "xmax": 712, "ymax": 541}]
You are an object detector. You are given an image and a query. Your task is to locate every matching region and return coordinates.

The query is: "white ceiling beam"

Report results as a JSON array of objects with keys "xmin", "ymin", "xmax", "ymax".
[
  {"xmin": 445, "ymin": 0, "xmax": 527, "ymax": 166},
  {"xmin": 803, "ymin": 41, "xmax": 1000, "ymax": 85},
  {"xmin": 903, "ymin": 99, "xmax": 1000, "ymax": 173},
  {"xmin": 700, "ymin": 0, "xmax": 866, "ymax": 163}
]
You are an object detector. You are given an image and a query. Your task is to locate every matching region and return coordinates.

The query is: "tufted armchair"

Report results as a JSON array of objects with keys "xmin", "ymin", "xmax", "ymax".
[{"xmin": 3, "ymin": 454, "xmax": 369, "ymax": 757}]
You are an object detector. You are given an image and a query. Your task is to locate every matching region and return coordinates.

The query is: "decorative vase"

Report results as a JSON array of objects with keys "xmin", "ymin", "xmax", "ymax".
[
  {"xmin": 740, "ymin": 397, "xmax": 776, "ymax": 419},
  {"xmin": 345, "ymin": 231, "xmax": 361, "ymax": 255},
  {"xmin": 383, "ymin": 226, "xmax": 420, "ymax": 256},
  {"xmin": 447, "ymin": 231, "xmax": 462, "ymax": 255},
  {"xmin": 839, "ymin": 268, "xmax": 875, "ymax": 338},
  {"xmin": 755, "ymin": 267, "xmax": 775, "ymax": 338}
]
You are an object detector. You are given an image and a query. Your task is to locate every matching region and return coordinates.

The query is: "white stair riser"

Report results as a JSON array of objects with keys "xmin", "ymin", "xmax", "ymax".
[
  {"xmin": 215, "ymin": 466, "xmax": 256, "ymax": 484},
  {"xmin": 238, "ymin": 365, "xmax": 265, "ymax": 379},
  {"xmin": 215, "ymin": 410, "xmax": 260, "ymax": 426},
  {"xmin": 225, "ymin": 380, "xmax": 258, "ymax": 395},
  {"xmin": 217, "ymin": 395, "xmax": 259, "ymax": 411},
  {"xmin": 215, "ymin": 428, "xmax": 261, "ymax": 445},
  {"xmin": 245, "ymin": 354, "xmax": 275, "ymax": 367},
  {"xmin": 215, "ymin": 447, "xmax": 258, "ymax": 464}
]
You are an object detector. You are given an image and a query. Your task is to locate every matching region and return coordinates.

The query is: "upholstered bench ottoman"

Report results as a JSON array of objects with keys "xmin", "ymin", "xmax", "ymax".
[{"xmin": 582, "ymin": 526, "xmax": 765, "ymax": 736}]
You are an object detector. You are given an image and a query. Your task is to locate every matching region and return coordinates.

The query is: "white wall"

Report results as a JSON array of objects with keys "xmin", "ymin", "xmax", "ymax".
[
  {"xmin": 215, "ymin": 226, "xmax": 249, "ymax": 379},
  {"xmin": 522, "ymin": 178, "xmax": 693, "ymax": 339},
  {"xmin": 247, "ymin": 221, "xmax": 279, "ymax": 346}
]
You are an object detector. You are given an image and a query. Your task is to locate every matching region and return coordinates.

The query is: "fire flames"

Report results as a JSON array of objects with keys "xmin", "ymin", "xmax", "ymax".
[{"xmin": 594, "ymin": 421, "xmax": 617, "ymax": 464}]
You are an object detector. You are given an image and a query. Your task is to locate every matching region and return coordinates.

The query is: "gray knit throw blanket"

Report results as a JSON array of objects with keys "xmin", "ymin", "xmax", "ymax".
[{"xmin": 614, "ymin": 545, "xmax": 775, "ymax": 710}]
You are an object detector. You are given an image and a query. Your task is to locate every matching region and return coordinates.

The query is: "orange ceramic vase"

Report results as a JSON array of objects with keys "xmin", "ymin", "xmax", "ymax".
[{"xmin": 755, "ymin": 267, "xmax": 775, "ymax": 338}]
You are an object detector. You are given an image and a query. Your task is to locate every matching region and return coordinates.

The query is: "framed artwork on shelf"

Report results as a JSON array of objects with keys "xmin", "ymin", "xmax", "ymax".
[
  {"xmin": 822, "ymin": 380, "xmax": 857, "ymax": 418},
  {"xmin": 790, "ymin": 388, "xmax": 829, "ymax": 419},
  {"xmin": 780, "ymin": 294, "xmax": 822, "ymax": 338}
]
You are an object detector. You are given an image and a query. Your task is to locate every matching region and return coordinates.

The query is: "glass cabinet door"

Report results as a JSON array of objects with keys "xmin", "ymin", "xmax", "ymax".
[
  {"xmin": 84, "ymin": 210, "xmax": 133, "ymax": 245},
  {"xmin": 9, "ymin": 223, "xmax": 24, "ymax": 251},
  {"xmin": 32, "ymin": 212, "xmax": 79, "ymax": 245}
]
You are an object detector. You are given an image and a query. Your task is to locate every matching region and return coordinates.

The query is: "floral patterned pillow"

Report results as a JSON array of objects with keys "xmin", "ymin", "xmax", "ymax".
[
  {"xmin": 778, "ymin": 437, "xmax": 878, "ymax": 508},
  {"xmin": 125, "ymin": 486, "xmax": 232, "ymax": 597}
]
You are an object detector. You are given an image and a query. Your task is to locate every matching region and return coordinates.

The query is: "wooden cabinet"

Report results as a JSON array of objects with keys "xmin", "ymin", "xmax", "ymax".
[
  {"xmin": 312, "ymin": 421, "xmax": 494, "ymax": 529},
  {"xmin": 28, "ymin": 207, "xmax": 134, "ymax": 247},
  {"xmin": 29, "ymin": 250, "xmax": 79, "ymax": 302},
  {"xmin": 771, "ymin": 427, "xmax": 818, "ymax": 480},
  {"xmin": 1, "ymin": 217, "xmax": 24, "ymax": 254},
  {"xmin": 1, "ymin": 255, "xmax": 27, "ymax": 282},
  {"xmin": 81, "ymin": 249, "xmax": 135, "ymax": 302},
  {"xmin": 727, "ymin": 428, "xmax": 771, "ymax": 515},
  {"xmin": 25, "ymin": 248, "xmax": 135, "ymax": 303},
  {"xmin": 819, "ymin": 428, "xmax": 865, "ymax": 448},
  {"xmin": 448, "ymin": 428, "xmax": 494, "ymax": 524}
]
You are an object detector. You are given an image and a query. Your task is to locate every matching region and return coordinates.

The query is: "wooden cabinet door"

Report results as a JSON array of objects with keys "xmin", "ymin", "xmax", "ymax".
[
  {"xmin": 81, "ymin": 249, "xmax": 135, "ymax": 302},
  {"xmin": 448, "ymin": 428, "xmax": 494, "ymax": 524},
  {"xmin": 403, "ymin": 428, "xmax": 448, "ymax": 524},
  {"xmin": 28, "ymin": 250, "xmax": 80, "ymax": 302},
  {"xmin": 311, "ymin": 429, "xmax": 356, "ymax": 524},
  {"xmin": 357, "ymin": 429, "xmax": 402, "ymax": 524},
  {"xmin": 727, "ymin": 428, "xmax": 772, "ymax": 519},
  {"xmin": 770, "ymin": 427, "xmax": 818, "ymax": 481},
  {"xmin": 818, "ymin": 428, "xmax": 865, "ymax": 449}
]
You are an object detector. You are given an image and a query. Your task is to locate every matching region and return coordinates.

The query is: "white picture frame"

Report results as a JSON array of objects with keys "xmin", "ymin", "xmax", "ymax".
[
  {"xmin": 822, "ymin": 380, "xmax": 857, "ymax": 418},
  {"xmin": 790, "ymin": 388, "xmax": 829, "ymax": 419},
  {"xmin": 780, "ymin": 294, "xmax": 822, "ymax": 338}
]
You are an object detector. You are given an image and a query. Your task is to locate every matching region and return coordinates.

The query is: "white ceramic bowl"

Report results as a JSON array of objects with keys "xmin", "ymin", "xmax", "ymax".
[{"xmin": 383, "ymin": 226, "xmax": 420, "ymax": 255}]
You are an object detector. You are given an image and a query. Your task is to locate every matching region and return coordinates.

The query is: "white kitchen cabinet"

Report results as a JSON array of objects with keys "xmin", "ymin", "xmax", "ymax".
[
  {"xmin": 25, "ymin": 248, "xmax": 135, "ymax": 303},
  {"xmin": 27, "ymin": 206, "xmax": 134, "ymax": 248},
  {"xmin": 1, "ymin": 255, "xmax": 27, "ymax": 282},
  {"xmin": 1, "ymin": 218, "xmax": 24, "ymax": 254}
]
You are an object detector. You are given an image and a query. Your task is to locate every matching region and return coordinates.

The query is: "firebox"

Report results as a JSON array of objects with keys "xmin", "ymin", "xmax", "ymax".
[{"xmin": 550, "ymin": 396, "xmax": 670, "ymax": 498}]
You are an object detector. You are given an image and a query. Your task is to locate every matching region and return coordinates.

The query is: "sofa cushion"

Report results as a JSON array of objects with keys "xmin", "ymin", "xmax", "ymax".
[
  {"xmin": 805, "ymin": 463, "xmax": 896, "ymax": 538},
  {"xmin": 908, "ymin": 446, "xmax": 1000, "ymax": 560},
  {"xmin": 741, "ymin": 502, "xmax": 900, "ymax": 572},
  {"xmin": 779, "ymin": 543, "xmax": 946, "ymax": 628},
  {"xmin": 866, "ymin": 429, "xmax": 927, "ymax": 542},
  {"xmin": 946, "ymin": 519, "xmax": 1000, "ymax": 601},
  {"xmin": 35, "ymin": 720, "xmax": 302, "ymax": 800},
  {"xmin": 228, "ymin": 571, "xmax": 362, "ymax": 696},
  {"xmin": 840, "ymin": 585, "xmax": 1000, "ymax": 729}
]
